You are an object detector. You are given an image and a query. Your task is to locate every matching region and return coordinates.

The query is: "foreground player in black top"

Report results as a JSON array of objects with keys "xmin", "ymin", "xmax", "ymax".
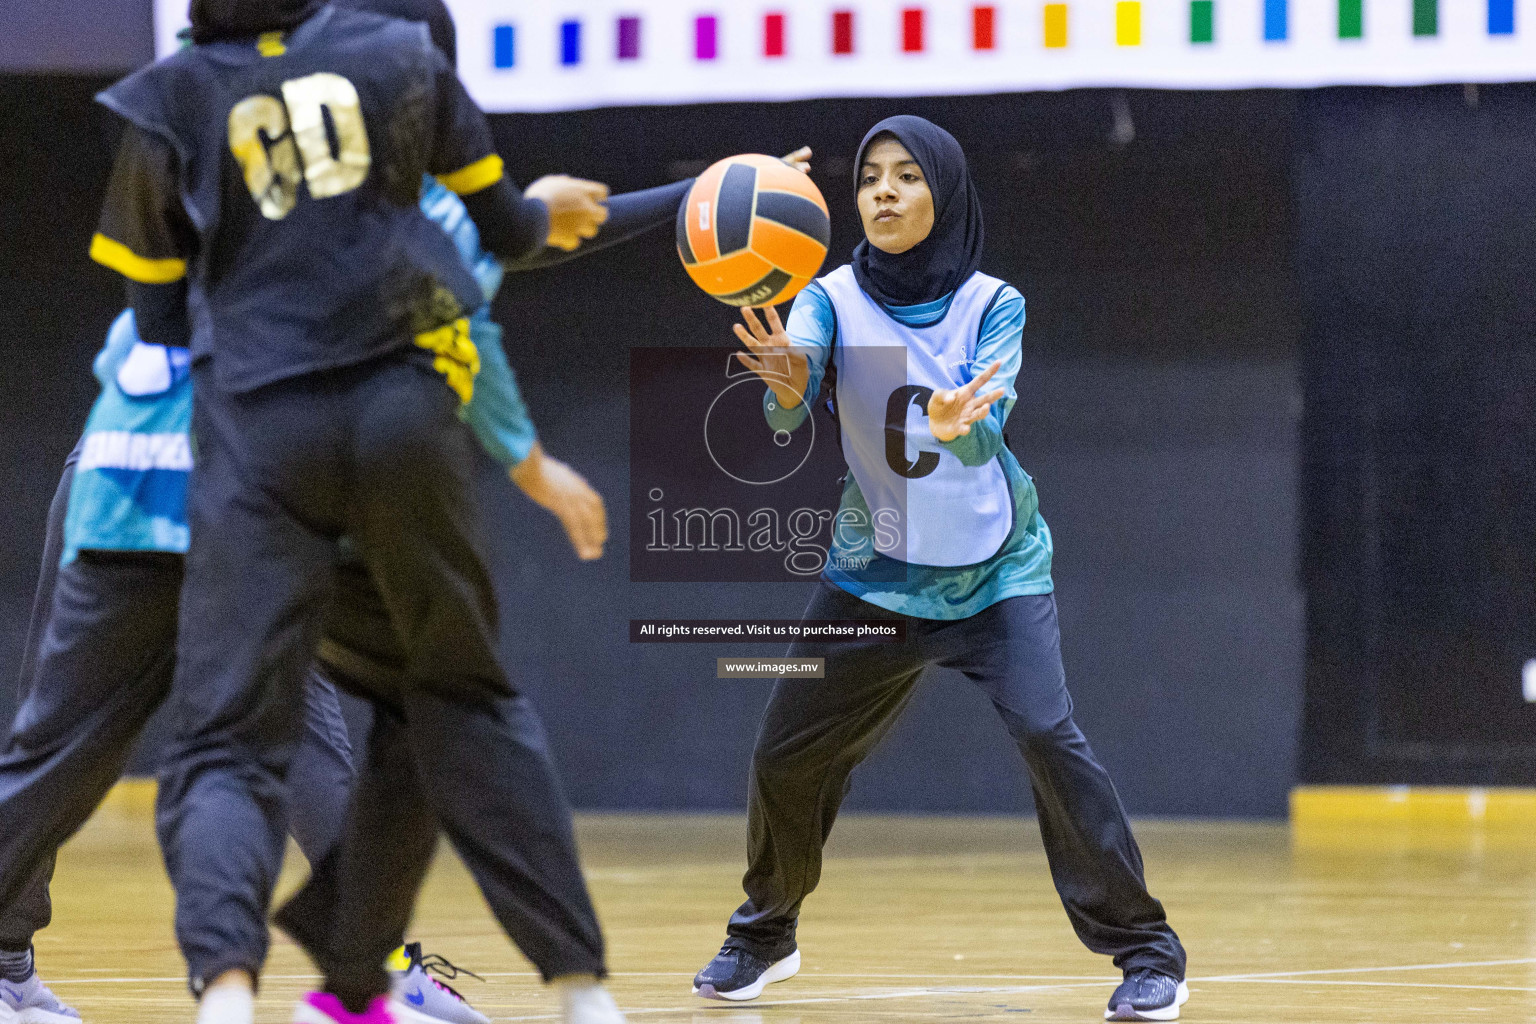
[{"xmin": 87, "ymin": 1, "xmax": 625, "ymax": 1022}]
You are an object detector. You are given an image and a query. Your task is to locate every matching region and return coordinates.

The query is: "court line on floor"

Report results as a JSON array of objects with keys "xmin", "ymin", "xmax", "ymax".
[
  {"xmin": 1212, "ymin": 978, "xmax": 1536, "ymax": 992},
  {"xmin": 495, "ymin": 981, "xmax": 1117, "ymax": 1021},
  {"xmin": 1198, "ymin": 956, "xmax": 1536, "ymax": 981},
  {"xmin": 48, "ymin": 957, "xmax": 1536, "ymax": 988}
]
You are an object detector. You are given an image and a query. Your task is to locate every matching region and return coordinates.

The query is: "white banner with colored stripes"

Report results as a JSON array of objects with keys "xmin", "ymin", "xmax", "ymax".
[{"xmin": 155, "ymin": 0, "xmax": 1536, "ymax": 111}]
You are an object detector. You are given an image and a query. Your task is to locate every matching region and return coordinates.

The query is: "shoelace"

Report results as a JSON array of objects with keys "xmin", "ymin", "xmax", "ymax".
[{"xmin": 408, "ymin": 945, "xmax": 484, "ymax": 1003}]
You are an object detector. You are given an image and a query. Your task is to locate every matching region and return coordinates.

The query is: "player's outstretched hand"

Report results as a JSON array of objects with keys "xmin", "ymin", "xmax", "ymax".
[
  {"xmin": 781, "ymin": 147, "xmax": 813, "ymax": 175},
  {"xmin": 734, "ymin": 304, "xmax": 811, "ymax": 412},
  {"xmin": 525, "ymin": 175, "xmax": 611, "ymax": 252},
  {"xmin": 926, "ymin": 361, "xmax": 1006, "ymax": 443},
  {"xmin": 510, "ymin": 442, "xmax": 608, "ymax": 560}
]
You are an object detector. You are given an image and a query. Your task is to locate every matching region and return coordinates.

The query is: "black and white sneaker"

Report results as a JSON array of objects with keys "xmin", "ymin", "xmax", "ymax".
[
  {"xmin": 1105, "ymin": 969, "xmax": 1189, "ymax": 1021},
  {"xmin": 691, "ymin": 946, "xmax": 801, "ymax": 1001}
]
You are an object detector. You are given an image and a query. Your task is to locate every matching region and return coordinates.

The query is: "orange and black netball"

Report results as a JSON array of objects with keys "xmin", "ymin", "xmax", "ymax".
[{"xmin": 677, "ymin": 154, "xmax": 830, "ymax": 307}]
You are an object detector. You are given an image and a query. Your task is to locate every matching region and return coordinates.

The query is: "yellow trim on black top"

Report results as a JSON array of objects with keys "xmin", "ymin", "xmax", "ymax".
[
  {"xmin": 89, "ymin": 233, "xmax": 187, "ymax": 284},
  {"xmin": 436, "ymin": 154, "xmax": 504, "ymax": 196},
  {"xmin": 257, "ymin": 31, "xmax": 287, "ymax": 57}
]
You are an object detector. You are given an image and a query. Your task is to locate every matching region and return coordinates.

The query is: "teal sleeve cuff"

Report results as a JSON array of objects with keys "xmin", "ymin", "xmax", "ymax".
[
  {"xmin": 754, "ymin": 281, "xmax": 834, "ymax": 433},
  {"xmin": 461, "ymin": 314, "xmax": 537, "ymax": 467},
  {"xmin": 937, "ymin": 401, "xmax": 1010, "ymax": 467},
  {"xmin": 763, "ymin": 386, "xmax": 812, "ymax": 432}
]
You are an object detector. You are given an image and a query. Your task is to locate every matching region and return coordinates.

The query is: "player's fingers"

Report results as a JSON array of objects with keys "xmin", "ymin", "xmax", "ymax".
[
  {"xmin": 592, "ymin": 493, "xmax": 609, "ymax": 544},
  {"xmin": 965, "ymin": 388, "xmax": 1005, "ymax": 415},
  {"xmin": 565, "ymin": 496, "xmax": 606, "ymax": 559},
  {"xmin": 733, "ymin": 324, "xmax": 765, "ymax": 352},
  {"xmin": 741, "ymin": 306, "xmax": 773, "ymax": 344},
  {"xmin": 735, "ymin": 352, "xmax": 765, "ymax": 375},
  {"xmin": 764, "ymin": 304, "xmax": 786, "ymax": 336},
  {"xmin": 576, "ymin": 179, "xmax": 611, "ymax": 202},
  {"xmin": 960, "ymin": 362, "xmax": 1000, "ymax": 398},
  {"xmin": 584, "ymin": 197, "xmax": 611, "ymax": 224}
]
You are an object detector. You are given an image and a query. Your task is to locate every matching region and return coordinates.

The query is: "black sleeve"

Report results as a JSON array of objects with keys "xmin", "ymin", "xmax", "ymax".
[
  {"xmin": 128, "ymin": 281, "xmax": 192, "ymax": 349},
  {"xmin": 423, "ymin": 55, "xmax": 551, "ymax": 260},
  {"xmin": 459, "ymin": 178, "xmax": 550, "ymax": 262},
  {"xmin": 503, "ymin": 179, "xmax": 693, "ymax": 273},
  {"xmin": 92, "ymin": 125, "xmax": 196, "ymax": 282},
  {"xmin": 92, "ymin": 126, "xmax": 197, "ymax": 347},
  {"xmin": 427, "ymin": 55, "xmax": 500, "ymax": 186}
]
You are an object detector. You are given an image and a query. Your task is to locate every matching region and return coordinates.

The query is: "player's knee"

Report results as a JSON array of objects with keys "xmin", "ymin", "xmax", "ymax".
[
  {"xmin": 751, "ymin": 735, "xmax": 834, "ymax": 785},
  {"xmin": 996, "ymin": 702, "xmax": 1077, "ymax": 750}
]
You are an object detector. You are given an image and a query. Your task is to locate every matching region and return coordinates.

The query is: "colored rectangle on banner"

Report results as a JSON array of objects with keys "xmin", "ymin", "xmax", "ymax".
[
  {"xmin": 1264, "ymin": 0, "xmax": 1287, "ymax": 39},
  {"xmin": 764, "ymin": 12, "xmax": 787, "ymax": 55},
  {"xmin": 618, "ymin": 16, "xmax": 641, "ymax": 58},
  {"xmin": 696, "ymin": 15, "xmax": 718, "ymax": 59},
  {"xmin": 1338, "ymin": 0, "xmax": 1362, "ymax": 37},
  {"xmin": 1191, "ymin": 0, "xmax": 1215, "ymax": 41},
  {"xmin": 1116, "ymin": 1, "xmax": 1142, "ymax": 44},
  {"xmin": 832, "ymin": 9, "xmax": 855, "ymax": 53},
  {"xmin": 902, "ymin": 7, "xmax": 925, "ymax": 51},
  {"xmin": 973, "ymin": 5, "xmax": 997, "ymax": 49},
  {"xmin": 493, "ymin": 23, "xmax": 515, "ymax": 67},
  {"xmin": 560, "ymin": 20, "xmax": 581, "ymax": 64},
  {"xmin": 1489, "ymin": 0, "xmax": 1514, "ymax": 33},
  {"xmin": 1413, "ymin": 0, "xmax": 1437, "ymax": 35},
  {"xmin": 1044, "ymin": 3, "xmax": 1069, "ymax": 47}
]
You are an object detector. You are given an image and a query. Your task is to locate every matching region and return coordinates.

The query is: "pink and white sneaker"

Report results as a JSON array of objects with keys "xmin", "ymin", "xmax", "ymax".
[{"xmin": 292, "ymin": 992, "xmax": 438, "ymax": 1024}]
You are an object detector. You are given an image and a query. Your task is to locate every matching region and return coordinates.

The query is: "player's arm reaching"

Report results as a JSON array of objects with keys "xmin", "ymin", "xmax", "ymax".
[
  {"xmin": 925, "ymin": 287, "xmax": 1022, "ymax": 462},
  {"xmin": 426, "ymin": 53, "xmax": 609, "ymax": 259},
  {"xmin": 506, "ymin": 147, "xmax": 815, "ymax": 273},
  {"xmin": 463, "ymin": 315, "xmax": 606, "ymax": 561}
]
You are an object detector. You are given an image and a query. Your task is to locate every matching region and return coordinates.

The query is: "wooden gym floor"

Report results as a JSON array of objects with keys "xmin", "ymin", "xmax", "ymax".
[{"xmin": 33, "ymin": 784, "xmax": 1536, "ymax": 1023}]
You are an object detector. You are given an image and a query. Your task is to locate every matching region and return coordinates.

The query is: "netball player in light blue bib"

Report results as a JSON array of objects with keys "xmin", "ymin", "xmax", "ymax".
[{"xmin": 694, "ymin": 116, "xmax": 1189, "ymax": 1023}]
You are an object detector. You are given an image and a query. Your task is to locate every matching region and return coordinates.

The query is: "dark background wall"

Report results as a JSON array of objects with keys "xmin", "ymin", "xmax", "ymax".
[
  {"xmin": 0, "ymin": 80, "xmax": 1304, "ymax": 816},
  {"xmin": 1297, "ymin": 84, "xmax": 1536, "ymax": 786}
]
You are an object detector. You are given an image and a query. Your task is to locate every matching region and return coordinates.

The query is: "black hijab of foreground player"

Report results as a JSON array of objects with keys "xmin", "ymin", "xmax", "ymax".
[
  {"xmin": 337, "ymin": 0, "xmax": 457, "ymax": 66},
  {"xmin": 850, "ymin": 115, "xmax": 985, "ymax": 307},
  {"xmin": 189, "ymin": 0, "xmax": 326, "ymax": 42}
]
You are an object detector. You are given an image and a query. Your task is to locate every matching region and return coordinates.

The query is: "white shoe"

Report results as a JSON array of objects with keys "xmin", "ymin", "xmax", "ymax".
[
  {"xmin": 2, "ymin": 974, "xmax": 81, "ymax": 1024},
  {"xmin": 556, "ymin": 979, "xmax": 625, "ymax": 1024},
  {"xmin": 196, "ymin": 984, "xmax": 253, "ymax": 1024}
]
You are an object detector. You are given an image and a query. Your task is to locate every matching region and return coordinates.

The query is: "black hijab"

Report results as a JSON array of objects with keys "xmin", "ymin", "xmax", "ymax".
[
  {"xmin": 191, "ymin": 0, "xmax": 457, "ymax": 64},
  {"xmin": 339, "ymin": 0, "xmax": 458, "ymax": 66},
  {"xmin": 850, "ymin": 116, "xmax": 985, "ymax": 308},
  {"xmin": 190, "ymin": 0, "xmax": 326, "ymax": 42}
]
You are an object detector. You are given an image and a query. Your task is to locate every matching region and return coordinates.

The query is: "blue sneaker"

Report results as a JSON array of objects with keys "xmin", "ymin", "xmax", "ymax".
[
  {"xmin": 1105, "ymin": 969, "xmax": 1189, "ymax": 1021},
  {"xmin": 0, "ymin": 973, "xmax": 81, "ymax": 1024},
  {"xmin": 388, "ymin": 945, "xmax": 488, "ymax": 1024},
  {"xmin": 692, "ymin": 945, "xmax": 800, "ymax": 1001}
]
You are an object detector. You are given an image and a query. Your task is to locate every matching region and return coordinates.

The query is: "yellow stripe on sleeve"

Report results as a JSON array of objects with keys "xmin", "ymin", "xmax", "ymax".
[
  {"xmin": 435, "ymin": 154, "xmax": 504, "ymax": 196},
  {"xmin": 89, "ymin": 233, "xmax": 187, "ymax": 284}
]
